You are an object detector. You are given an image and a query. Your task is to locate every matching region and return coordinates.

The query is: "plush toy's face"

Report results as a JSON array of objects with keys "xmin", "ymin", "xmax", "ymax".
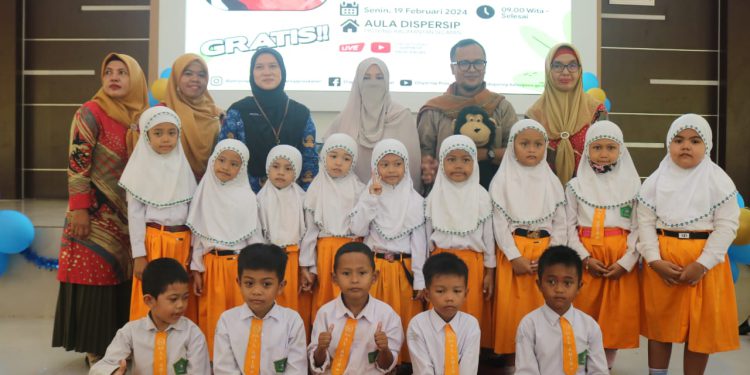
[{"xmin": 458, "ymin": 113, "xmax": 493, "ymax": 147}]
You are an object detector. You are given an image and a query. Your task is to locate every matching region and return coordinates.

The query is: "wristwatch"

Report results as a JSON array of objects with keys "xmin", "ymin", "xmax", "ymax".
[{"xmin": 487, "ymin": 148, "xmax": 496, "ymax": 160}]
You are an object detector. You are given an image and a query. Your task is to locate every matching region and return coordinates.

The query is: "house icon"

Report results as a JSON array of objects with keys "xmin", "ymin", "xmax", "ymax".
[{"xmin": 341, "ymin": 19, "xmax": 359, "ymax": 33}]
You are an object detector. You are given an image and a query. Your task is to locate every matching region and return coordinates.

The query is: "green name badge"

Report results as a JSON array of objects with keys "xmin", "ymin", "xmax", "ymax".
[
  {"xmin": 578, "ymin": 349, "xmax": 588, "ymax": 367},
  {"xmin": 368, "ymin": 350, "xmax": 379, "ymax": 364},
  {"xmin": 173, "ymin": 358, "xmax": 188, "ymax": 375},
  {"xmin": 274, "ymin": 357, "xmax": 288, "ymax": 373},
  {"xmin": 620, "ymin": 205, "xmax": 632, "ymax": 219}
]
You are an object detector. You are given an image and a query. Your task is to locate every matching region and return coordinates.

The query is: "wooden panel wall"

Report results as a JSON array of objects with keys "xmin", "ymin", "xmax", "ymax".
[
  {"xmin": 0, "ymin": 0, "xmax": 20, "ymax": 199},
  {"xmin": 22, "ymin": 0, "xmax": 149, "ymax": 198},
  {"xmin": 724, "ymin": 0, "xmax": 750, "ymax": 195}
]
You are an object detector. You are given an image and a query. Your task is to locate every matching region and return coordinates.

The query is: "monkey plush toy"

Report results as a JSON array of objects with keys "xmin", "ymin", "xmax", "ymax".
[{"xmin": 453, "ymin": 105, "xmax": 498, "ymax": 188}]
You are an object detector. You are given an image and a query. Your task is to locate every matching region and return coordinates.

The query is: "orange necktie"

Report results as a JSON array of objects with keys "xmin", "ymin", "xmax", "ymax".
[
  {"xmin": 243, "ymin": 317, "xmax": 263, "ymax": 375},
  {"xmin": 560, "ymin": 317, "xmax": 578, "ymax": 375},
  {"xmin": 444, "ymin": 323, "xmax": 459, "ymax": 375},
  {"xmin": 153, "ymin": 330, "xmax": 168, "ymax": 375},
  {"xmin": 331, "ymin": 318, "xmax": 357, "ymax": 375},
  {"xmin": 591, "ymin": 207, "xmax": 606, "ymax": 246}
]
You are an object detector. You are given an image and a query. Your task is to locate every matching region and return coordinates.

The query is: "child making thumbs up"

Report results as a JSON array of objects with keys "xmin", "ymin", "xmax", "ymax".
[{"xmin": 309, "ymin": 243, "xmax": 403, "ymax": 374}]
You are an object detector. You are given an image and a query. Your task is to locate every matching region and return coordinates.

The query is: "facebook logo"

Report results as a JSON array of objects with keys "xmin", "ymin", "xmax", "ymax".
[{"xmin": 328, "ymin": 77, "xmax": 342, "ymax": 87}]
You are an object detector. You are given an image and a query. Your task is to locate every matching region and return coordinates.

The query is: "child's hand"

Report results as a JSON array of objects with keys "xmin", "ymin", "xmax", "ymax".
[
  {"xmin": 192, "ymin": 271, "xmax": 204, "ymax": 296},
  {"xmin": 603, "ymin": 263, "xmax": 626, "ymax": 280},
  {"xmin": 584, "ymin": 257, "xmax": 608, "ymax": 278},
  {"xmin": 483, "ymin": 268, "xmax": 495, "ymax": 300},
  {"xmin": 300, "ymin": 268, "xmax": 316, "ymax": 293},
  {"xmin": 369, "ymin": 171, "xmax": 383, "ymax": 195},
  {"xmin": 510, "ymin": 257, "xmax": 534, "ymax": 275},
  {"xmin": 133, "ymin": 257, "xmax": 148, "ymax": 280},
  {"xmin": 113, "ymin": 359, "xmax": 127, "ymax": 375},
  {"xmin": 678, "ymin": 262, "xmax": 707, "ymax": 286},
  {"xmin": 648, "ymin": 260, "xmax": 683, "ymax": 285},
  {"xmin": 413, "ymin": 289, "xmax": 427, "ymax": 302},
  {"xmin": 374, "ymin": 322, "xmax": 389, "ymax": 351},
  {"xmin": 318, "ymin": 324, "xmax": 334, "ymax": 351}
]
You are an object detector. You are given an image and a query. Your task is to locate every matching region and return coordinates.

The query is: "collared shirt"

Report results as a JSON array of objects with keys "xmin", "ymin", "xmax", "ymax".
[
  {"xmin": 406, "ymin": 310, "xmax": 480, "ymax": 375},
  {"xmin": 515, "ymin": 305, "xmax": 608, "ymax": 375},
  {"xmin": 89, "ymin": 316, "xmax": 210, "ymax": 375},
  {"xmin": 127, "ymin": 194, "xmax": 190, "ymax": 258},
  {"xmin": 213, "ymin": 303, "xmax": 307, "ymax": 374},
  {"xmin": 308, "ymin": 295, "xmax": 403, "ymax": 374},
  {"xmin": 426, "ymin": 218, "xmax": 497, "ymax": 268}
]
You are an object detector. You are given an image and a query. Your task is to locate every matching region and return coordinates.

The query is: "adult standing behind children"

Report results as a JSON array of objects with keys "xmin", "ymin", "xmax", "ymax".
[
  {"xmin": 325, "ymin": 57, "xmax": 422, "ymax": 191},
  {"xmin": 526, "ymin": 43, "xmax": 606, "ymax": 186},
  {"xmin": 417, "ymin": 38, "xmax": 517, "ymax": 192},
  {"xmin": 53, "ymin": 53, "xmax": 148, "ymax": 365},
  {"xmin": 164, "ymin": 53, "xmax": 223, "ymax": 181},
  {"xmin": 218, "ymin": 47, "xmax": 319, "ymax": 192}
]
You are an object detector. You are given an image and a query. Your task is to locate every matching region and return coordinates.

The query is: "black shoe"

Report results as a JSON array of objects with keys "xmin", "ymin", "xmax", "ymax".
[{"xmin": 740, "ymin": 318, "xmax": 750, "ymax": 335}]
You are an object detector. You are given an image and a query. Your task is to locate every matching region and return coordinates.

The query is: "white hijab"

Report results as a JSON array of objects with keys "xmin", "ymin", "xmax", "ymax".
[
  {"xmin": 118, "ymin": 106, "xmax": 196, "ymax": 207},
  {"xmin": 489, "ymin": 119, "xmax": 566, "ymax": 224},
  {"xmin": 257, "ymin": 145, "xmax": 306, "ymax": 247},
  {"xmin": 425, "ymin": 135, "xmax": 492, "ymax": 234},
  {"xmin": 568, "ymin": 121, "xmax": 641, "ymax": 208},
  {"xmin": 304, "ymin": 133, "xmax": 365, "ymax": 236},
  {"xmin": 362, "ymin": 138, "xmax": 424, "ymax": 240},
  {"xmin": 186, "ymin": 139, "xmax": 258, "ymax": 246},
  {"xmin": 638, "ymin": 113, "xmax": 736, "ymax": 227}
]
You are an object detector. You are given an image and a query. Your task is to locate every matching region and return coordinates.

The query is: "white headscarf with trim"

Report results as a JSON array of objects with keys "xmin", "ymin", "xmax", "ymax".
[{"xmin": 257, "ymin": 145, "xmax": 306, "ymax": 246}]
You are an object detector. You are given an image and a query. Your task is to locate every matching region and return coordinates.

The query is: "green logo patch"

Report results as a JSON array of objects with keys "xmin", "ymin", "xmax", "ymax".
[
  {"xmin": 274, "ymin": 357, "xmax": 288, "ymax": 373},
  {"xmin": 173, "ymin": 358, "xmax": 188, "ymax": 375},
  {"xmin": 368, "ymin": 350, "xmax": 379, "ymax": 364},
  {"xmin": 578, "ymin": 349, "xmax": 588, "ymax": 366},
  {"xmin": 620, "ymin": 205, "xmax": 632, "ymax": 219}
]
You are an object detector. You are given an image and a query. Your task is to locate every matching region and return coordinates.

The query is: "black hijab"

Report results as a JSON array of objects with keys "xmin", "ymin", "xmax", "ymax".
[{"xmin": 250, "ymin": 47, "xmax": 288, "ymax": 127}]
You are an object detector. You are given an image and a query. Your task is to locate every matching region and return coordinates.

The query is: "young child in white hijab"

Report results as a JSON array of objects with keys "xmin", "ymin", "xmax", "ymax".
[
  {"xmin": 349, "ymin": 138, "xmax": 427, "ymax": 360},
  {"xmin": 424, "ymin": 134, "xmax": 496, "ymax": 348},
  {"xmin": 187, "ymin": 138, "xmax": 264, "ymax": 356},
  {"xmin": 119, "ymin": 106, "xmax": 197, "ymax": 322},
  {"xmin": 565, "ymin": 120, "xmax": 641, "ymax": 369},
  {"xmin": 299, "ymin": 133, "xmax": 366, "ymax": 320},
  {"xmin": 257, "ymin": 144, "xmax": 311, "ymax": 334},
  {"xmin": 489, "ymin": 119, "xmax": 566, "ymax": 369},
  {"xmin": 638, "ymin": 114, "xmax": 739, "ymax": 375}
]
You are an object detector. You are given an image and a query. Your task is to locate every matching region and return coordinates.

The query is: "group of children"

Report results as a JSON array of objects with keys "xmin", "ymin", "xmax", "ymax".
[{"xmin": 91, "ymin": 105, "xmax": 740, "ymax": 374}]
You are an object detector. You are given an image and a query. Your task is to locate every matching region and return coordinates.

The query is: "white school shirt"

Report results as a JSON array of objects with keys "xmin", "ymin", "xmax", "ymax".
[
  {"xmin": 425, "ymin": 218, "xmax": 497, "ymax": 268},
  {"xmin": 636, "ymin": 200, "xmax": 739, "ymax": 270},
  {"xmin": 213, "ymin": 303, "xmax": 307, "ymax": 375},
  {"xmin": 349, "ymin": 193, "xmax": 429, "ymax": 290},
  {"xmin": 308, "ymin": 295, "xmax": 403, "ymax": 374},
  {"xmin": 406, "ymin": 310, "xmax": 480, "ymax": 375},
  {"xmin": 127, "ymin": 194, "xmax": 190, "ymax": 259},
  {"xmin": 564, "ymin": 187, "xmax": 640, "ymax": 271},
  {"xmin": 189, "ymin": 232, "xmax": 264, "ymax": 272},
  {"xmin": 89, "ymin": 316, "xmax": 210, "ymax": 375},
  {"xmin": 492, "ymin": 205, "xmax": 567, "ymax": 261},
  {"xmin": 515, "ymin": 304, "xmax": 608, "ymax": 375},
  {"xmin": 299, "ymin": 210, "xmax": 358, "ymax": 269}
]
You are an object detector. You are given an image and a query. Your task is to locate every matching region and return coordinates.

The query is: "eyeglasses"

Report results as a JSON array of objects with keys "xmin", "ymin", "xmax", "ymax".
[
  {"xmin": 451, "ymin": 59, "xmax": 487, "ymax": 72},
  {"xmin": 550, "ymin": 61, "xmax": 580, "ymax": 73}
]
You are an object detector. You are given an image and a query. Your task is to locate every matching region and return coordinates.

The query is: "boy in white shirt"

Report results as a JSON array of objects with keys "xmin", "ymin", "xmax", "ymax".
[
  {"xmin": 213, "ymin": 243, "xmax": 307, "ymax": 374},
  {"xmin": 90, "ymin": 258, "xmax": 210, "ymax": 375},
  {"xmin": 515, "ymin": 246, "xmax": 608, "ymax": 375},
  {"xmin": 308, "ymin": 242, "xmax": 403, "ymax": 374},
  {"xmin": 407, "ymin": 252, "xmax": 481, "ymax": 375}
]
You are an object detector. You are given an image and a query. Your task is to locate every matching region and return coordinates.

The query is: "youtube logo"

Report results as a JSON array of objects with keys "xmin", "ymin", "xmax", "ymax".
[
  {"xmin": 371, "ymin": 42, "xmax": 391, "ymax": 53},
  {"xmin": 339, "ymin": 43, "xmax": 365, "ymax": 52}
]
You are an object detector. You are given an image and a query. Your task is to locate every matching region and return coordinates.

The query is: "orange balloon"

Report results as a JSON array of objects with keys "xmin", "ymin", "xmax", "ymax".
[
  {"xmin": 150, "ymin": 78, "xmax": 169, "ymax": 102},
  {"xmin": 586, "ymin": 88, "xmax": 607, "ymax": 103},
  {"xmin": 734, "ymin": 208, "xmax": 750, "ymax": 245}
]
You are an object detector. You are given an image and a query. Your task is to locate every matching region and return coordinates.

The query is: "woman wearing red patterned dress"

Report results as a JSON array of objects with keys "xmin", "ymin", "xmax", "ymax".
[
  {"xmin": 526, "ymin": 43, "xmax": 607, "ymax": 185},
  {"xmin": 52, "ymin": 53, "xmax": 148, "ymax": 365}
]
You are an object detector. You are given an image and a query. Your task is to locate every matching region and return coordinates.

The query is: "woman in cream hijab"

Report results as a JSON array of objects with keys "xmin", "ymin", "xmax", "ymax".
[
  {"xmin": 165, "ymin": 53, "xmax": 222, "ymax": 180},
  {"xmin": 326, "ymin": 57, "xmax": 422, "ymax": 191},
  {"xmin": 526, "ymin": 43, "xmax": 606, "ymax": 185}
]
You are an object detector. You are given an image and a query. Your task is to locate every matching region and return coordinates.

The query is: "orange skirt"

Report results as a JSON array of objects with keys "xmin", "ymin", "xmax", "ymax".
[
  {"xmin": 493, "ymin": 235, "xmax": 550, "ymax": 354},
  {"xmin": 311, "ymin": 237, "xmax": 359, "ymax": 321},
  {"xmin": 129, "ymin": 226, "xmax": 198, "ymax": 323},
  {"xmin": 198, "ymin": 251, "xmax": 244, "ymax": 358},
  {"xmin": 276, "ymin": 245, "xmax": 313, "ymax": 339},
  {"xmin": 574, "ymin": 232, "xmax": 640, "ymax": 349},
  {"xmin": 370, "ymin": 255, "xmax": 424, "ymax": 362},
  {"xmin": 640, "ymin": 235, "xmax": 739, "ymax": 354},
  {"xmin": 433, "ymin": 248, "xmax": 491, "ymax": 347}
]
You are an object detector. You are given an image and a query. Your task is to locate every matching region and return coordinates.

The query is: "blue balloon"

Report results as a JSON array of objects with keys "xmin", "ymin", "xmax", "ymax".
[
  {"xmin": 582, "ymin": 72, "xmax": 599, "ymax": 91},
  {"xmin": 738, "ymin": 193, "xmax": 745, "ymax": 208},
  {"xmin": 604, "ymin": 98, "xmax": 611, "ymax": 112},
  {"xmin": 731, "ymin": 261, "xmax": 739, "ymax": 283},
  {"xmin": 148, "ymin": 91, "xmax": 159, "ymax": 107},
  {"xmin": 159, "ymin": 68, "xmax": 172, "ymax": 79},
  {"xmin": 0, "ymin": 211, "xmax": 35, "ymax": 254},
  {"xmin": 728, "ymin": 243, "xmax": 750, "ymax": 264},
  {"xmin": 0, "ymin": 253, "xmax": 8, "ymax": 277}
]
